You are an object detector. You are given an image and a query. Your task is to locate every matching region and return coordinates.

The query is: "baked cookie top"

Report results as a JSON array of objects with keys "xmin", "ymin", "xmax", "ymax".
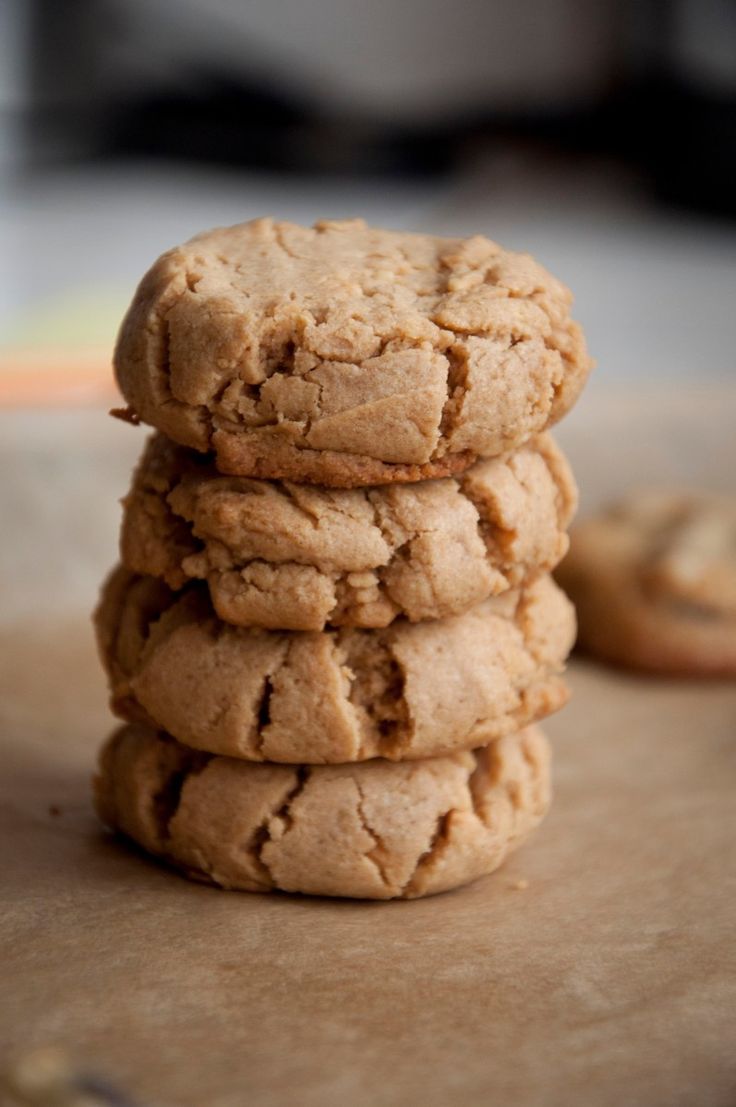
[
  {"xmin": 95, "ymin": 567, "xmax": 574, "ymax": 763},
  {"xmin": 557, "ymin": 490, "xmax": 736, "ymax": 675},
  {"xmin": 114, "ymin": 218, "xmax": 591, "ymax": 485},
  {"xmin": 94, "ymin": 723, "xmax": 551, "ymax": 899},
  {"xmin": 120, "ymin": 431, "xmax": 577, "ymax": 630}
]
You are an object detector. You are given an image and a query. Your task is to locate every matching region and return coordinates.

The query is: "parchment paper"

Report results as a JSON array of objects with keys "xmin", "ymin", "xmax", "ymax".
[{"xmin": 1, "ymin": 380, "xmax": 735, "ymax": 1107}]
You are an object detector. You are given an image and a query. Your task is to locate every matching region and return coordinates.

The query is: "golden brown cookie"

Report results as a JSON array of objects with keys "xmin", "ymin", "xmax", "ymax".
[
  {"xmin": 557, "ymin": 490, "xmax": 736, "ymax": 676},
  {"xmin": 120, "ymin": 431, "xmax": 577, "ymax": 630},
  {"xmin": 94, "ymin": 723, "xmax": 551, "ymax": 899},
  {"xmin": 114, "ymin": 218, "xmax": 591, "ymax": 485},
  {"xmin": 95, "ymin": 568, "xmax": 574, "ymax": 763}
]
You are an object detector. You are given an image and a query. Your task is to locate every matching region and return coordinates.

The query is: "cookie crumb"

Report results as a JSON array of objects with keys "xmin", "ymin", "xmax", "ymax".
[
  {"xmin": 1, "ymin": 1044, "xmax": 136, "ymax": 1107},
  {"xmin": 110, "ymin": 405, "xmax": 140, "ymax": 426},
  {"xmin": 509, "ymin": 878, "xmax": 529, "ymax": 890}
]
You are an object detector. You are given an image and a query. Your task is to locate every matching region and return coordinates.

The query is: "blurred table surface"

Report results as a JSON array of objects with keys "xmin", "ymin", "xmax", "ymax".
[{"xmin": 1, "ymin": 378, "xmax": 735, "ymax": 1107}]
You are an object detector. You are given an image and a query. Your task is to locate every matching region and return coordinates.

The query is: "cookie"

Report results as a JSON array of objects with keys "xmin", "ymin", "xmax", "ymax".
[
  {"xmin": 120, "ymin": 431, "xmax": 577, "ymax": 630},
  {"xmin": 557, "ymin": 491, "xmax": 736, "ymax": 676},
  {"xmin": 94, "ymin": 723, "xmax": 551, "ymax": 899},
  {"xmin": 113, "ymin": 218, "xmax": 591, "ymax": 486},
  {"xmin": 95, "ymin": 568, "xmax": 574, "ymax": 763}
]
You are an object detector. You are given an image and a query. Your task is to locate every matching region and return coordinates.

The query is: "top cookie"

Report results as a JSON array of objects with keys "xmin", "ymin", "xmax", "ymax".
[{"xmin": 114, "ymin": 218, "xmax": 591, "ymax": 485}]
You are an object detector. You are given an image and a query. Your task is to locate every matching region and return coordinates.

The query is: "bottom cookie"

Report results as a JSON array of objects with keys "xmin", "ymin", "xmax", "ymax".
[{"xmin": 94, "ymin": 724, "xmax": 551, "ymax": 900}]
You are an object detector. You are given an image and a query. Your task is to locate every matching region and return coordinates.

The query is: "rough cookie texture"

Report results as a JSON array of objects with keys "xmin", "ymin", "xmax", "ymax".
[
  {"xmin": 95, "ymin": 567, "xmax": 574, "ymax": 763},
  {"xmin": 114, "ymin": 218, "xmax": 591, "ymax": 485},
  {"xmin": 120, "ymin": 431, "xmax": 577, "ymax": 630},
  {"xmin": 557, "ymin": 491, "xmax": 736, "ymax": 675},
  {"xmin": 94, "ymin": 723, "xmax": 551, "ymax": 899}
]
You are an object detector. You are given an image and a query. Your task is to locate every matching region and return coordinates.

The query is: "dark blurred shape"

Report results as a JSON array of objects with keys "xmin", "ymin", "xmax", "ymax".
[
  {"xmin": 105, "ymin": 76, "xmax": 461, "ymax": 177},
  {"xmin": 611, "ymin": 0, "xmax": 736, "ymax": 216},
  {"xmin": 14, "ymin": 0, "xmax": 736, "ymax": 213}
]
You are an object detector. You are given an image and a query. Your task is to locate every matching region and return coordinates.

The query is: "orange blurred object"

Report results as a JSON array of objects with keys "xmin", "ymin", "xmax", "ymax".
[{"xmin": 0, "ymin": 349, "xmax": 118, "ymax": 407}]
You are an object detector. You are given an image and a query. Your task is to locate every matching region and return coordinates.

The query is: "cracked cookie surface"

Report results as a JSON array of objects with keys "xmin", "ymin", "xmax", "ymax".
[
  {"xmin": 557, "ymin": 490, "xmax": 736, "ymax": 675},
  {"xmin": 95, "ymin": 568, "xmax": 574, "ymax": 763},
  {"xmin": 114, "ymin": 218, "xmax": 591, "ymax": 485},
  {"xmin": 94, "ymin": 723, "xmax": 551, "ymax": 899},
  {"xmin": 121, "ymin": 431, "xmax": 577, "ymax": 630}
]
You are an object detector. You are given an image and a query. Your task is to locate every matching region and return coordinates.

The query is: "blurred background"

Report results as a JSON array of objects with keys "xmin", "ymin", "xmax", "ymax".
[{"xmin": 0, "ymin": 0, "xmax": 734, "ymax": 619}]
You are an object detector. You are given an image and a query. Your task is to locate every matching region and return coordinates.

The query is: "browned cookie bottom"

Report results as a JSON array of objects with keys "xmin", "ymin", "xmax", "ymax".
[{"xmin": 213, "ymin": 430, "xmax": 478, "ymax": 487}]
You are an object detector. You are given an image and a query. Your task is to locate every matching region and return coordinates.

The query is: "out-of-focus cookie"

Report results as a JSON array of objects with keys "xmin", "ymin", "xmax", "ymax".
[
  {"xmin": 94, "ymin": 723, "xmax": 551, "ymax": 900},
  {"xmin": 557, "ymin": 490, "xmax": 736, "ymax": 676},
  {"xmin": 120, "ymin": 431, "xmax": 577, "ymax": 630},
  {"xmin": 113, "ymin": 218, "xmax": 591, "ymax": 486},
  {"xmin": 95, "ymin": 567, "xmax": 575, "ymax": 763}
]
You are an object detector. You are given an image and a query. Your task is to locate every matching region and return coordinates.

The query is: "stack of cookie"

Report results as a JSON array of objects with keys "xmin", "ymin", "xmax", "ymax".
[{"xmin": 93, "ymin": 218, "xmax": 591, "ymax": 899}]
